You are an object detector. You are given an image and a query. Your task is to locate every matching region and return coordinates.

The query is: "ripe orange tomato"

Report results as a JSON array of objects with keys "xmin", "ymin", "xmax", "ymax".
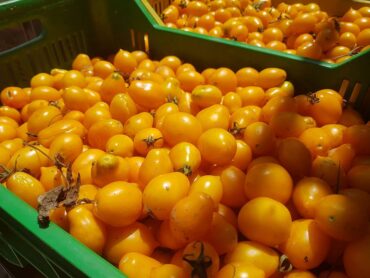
[
  {"xmin": 314, "ymin": 194, "xmax": 368, "ymax": 241},
  {"xmin": 154, "ymin": 102, "xmax": 179, "ymax": 129},
  {"xmin": 93, "ymin": 181, "xmax": 142, "ymax": 227},
  {"xmin": 177, "ymin": 91, "xmax": 201, "ymax": 115},
  {"xmin": 224, "ymin": 241, "xmax": 279, "ymax": 277},
  {"xmin": 206, "ymin": 212, "xmax": 238, "ymax": 255},
  {"xmin": 276, "ymin": 138, "xmax": 312, "ymax": 180},
  {"xmin": 311, "ymin": 155, "xmax": 346, "ymax": 190},
  {"xmin": 0, "ymin": 138, "xmax": 23, "ymax": 157},
  {"xmin": 189, "ymin": 175, "xmax": 223, "ymax": 208},
  {"xmin": 119, "ymin": 252, "xmax": 161, "ymax": 278},
  {"xmin": 91, "ymin": 153, "xmax": 129, "ymax": 187},
  {"xmin": 22, "ymin": 99, "xmax": 48, "ymax": 121},
  {"xmin": 72, "ymin": 148, "xmax": 105, "ymax": 173},
  {"xmin": 61, "ymin": 70, "xmax": 86, "ymax": 88},
  {"xmin": 284, "ymin": 270, "xmax": 317, "ymax": 278},
  {"xmin": 307, "ymin": 89, "xmax": 343, "ymax": 126},
  {"xmin": 133, "ymin": 127, "xmax": 164, "ymax": 156},
  {"xmin": 68, "ymin": 206, "xmax": 106, "ymax": 254},
  {"xmin": 262, "ymin": 95, "xmax": 297, "ymax": 123},
  {"xmin": 93, "ymin": 60, "xmax": 115, "ymax": 79},
  {"xmin": 222, "ymin": 92, "xmax": 242, "ymax": 114},
  {"xmin": 347, "ymin": 164, "xmax": 370, "ymax": 193},
  {"xmin": 169, "ymin": 192, "xmax": 214, "ymax": 243},
  {"xmin": 27, "ymin": 105, "xmax": 63, "ymax": 135},
  {"xmin": 49, "ymin": 133, "xmax": 83, "ymax": 164},
  {"xmin": 322, "ymin": 124, "xmax": 347, "ymax": 148},
  {"xmin": 1, "ymin": 86, "xmax": 29, "ymax": 109},
  {"xmin": 150, "ymin": 264, "xmax": 185, "ymax": 278},
  {"xmin": 7, "ymin": 145, "xmax": 50, "ymax": 178},
  {"xmin": 31, "ymin": 73, "xmax": 55, "ymax": 88},
  {"xmin": 237, "ymin": 86, "xmax": 266, "ymax": 107},
  {"xmin": 0, "ymin": 116, "xmax": 19, "ymax": 128},
  {"xmin": 38, "ymin": 119, "xmax": 86, "ymax": 147},
  {"xmin": 6, "ymin": 171, "xmax": 45, "ymax": 208},
  {"xmin": 63, "ymin": 110, "xmax": 85, "ymax": 123},
  {"xmin": 236, "ymin": 67, "xmax": 259, "ymax": 87},
  {"xmin": 127, "ymin": 156, "xmax": 144, "ymax": 183},
  {"xmin": 87, "ymin": 118, "xmax": 123, "ymax": 150},
  {"xmin": 289, "ymin": 12, "xmax": 317, "ymax": 35},
  {"xmin": 113, "ymin": 49, "xmax": 137, "ymax": 75},
  {"xmin": 229, "ymin": 106, "xmax": 262, "ymax": 137},
  {"xmin": 270, "ymin": 111, "xmax": 312, "ymax": 138},
  {"xmin": 159, "ymin": 55, "xmax": 182, "ymax": 71},
  {"xmin": 161, "ymin": 112, "xmax": 203, "ymax": 146},
  {"xmin": 103, "ymin": 222, "xmax": 158, "ymax": 264},
  {"xmin": 99, "ymin": 72, "xmax": 127, "ymax": 103},
  {"xmin": 343, "ymin": 124, "xmax": 370, "ymax": 155},
  {"xmin": 238, "ymin": 197, "xmax": 292, "ymax": 247},
  {"xmin": 143, "ymin": 172, "xmax": 190, "ymax": 220},
  {"xmin": 328, "ymin": 143, "xmax": 356, "ymax": 172},
  {"xmin": 72, "ymin": 53, "xmax": 92, "ymax": 72},
  {"xmin": 0, "ymin": 145, "xmax": 11, "ymax": 167},
  {"xmin": 106, "ymin": 134, "xmax": 134, "ymax": 158},
  {"xmin": 343, "ymin": 233, "xmax": 370, "ymax": 278},
  {"xmin": 208, "ymin": 67, "xmax": 237, "ymax": 94},
  {"xmin": 77, "ymin": 184, "xmax": 98, "ymax": 211},
  {"xmin": 293, "ymin": 177, "xmax": 333, "ymax": 219},
  {"xmin": 243, "ymin": 121, "xmax": 276, "ymax": 156},
  {"xmin": 244, "ymin": 162, "xmax": 293, "ymax": 203},
  {"xmin": 280, "ymin": 219, "xmax": 331, "ymax": 270},
  {"xmin": 30, "ymin": 86, "xmax": 61, "ymax": 102},
  {"xmin": 0, "ymin": 106, "xmax": 21, "ymax": 123},
  {"xmin": 157, "ymin": 219, "xmax": 187, "ymax": 250},
  {"xmin": 340, "ymin": 188, "xmax": 370, "ymax": 219},
  {"xmin": 258, "ymin": 68, "xmax": 286, "ymax": 89},
  {"xmin": 223, "ymin": 140, "xmax": 248, "ymax": 171},
  {"xmin": 299, "ymin": 127, "xmax": 331, "ymax": 157},
  {"xmin": 218, "ymin": 165, "xmax": 247, "ymax": 208},
  {"xmin": 49, "ymin": 207, "xmax": 69, "ymax": 231},
  {"xmin": 169, "ymin": 142, "xmax": 201, "ymax": 176},
  {"xmin": 191, "ymin": 85, "xmax": 222, "ymax": 108},
  {"xmin": 128, "ymin": 80, "xmax": 166, "ymax": 110},
  {"xmin": 123, "ymin": 112, "xmax": 154, "ymax": 138},
  {"xmin": 216, "ymin": 262, "xmax": 265, "ymax": 278},
  {"xmin": 217, "ymin": 203, "xmax": 238, "ymax": 229},
  {"xmin": 138, "ymin": 148, "xmax": 174, "ymax": 186}
]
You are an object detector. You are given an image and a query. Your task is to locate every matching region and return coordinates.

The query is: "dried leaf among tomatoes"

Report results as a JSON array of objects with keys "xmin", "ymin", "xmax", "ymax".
[{"xmin": 37, "ymin": 158, "xmax": 91, "ymax": 228}]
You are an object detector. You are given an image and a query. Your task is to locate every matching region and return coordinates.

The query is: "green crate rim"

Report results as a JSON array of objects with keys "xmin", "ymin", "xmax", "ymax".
[{"xmin": 0, "ymin": 186, "xmax": 125, "ymax": 278}]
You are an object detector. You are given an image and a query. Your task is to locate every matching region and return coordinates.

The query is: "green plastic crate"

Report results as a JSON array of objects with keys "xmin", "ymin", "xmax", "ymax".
[
  {"xmin": 0, "ymin": 186, "xmax": 125, "ymax": 278},
  {"xmin": 0, "ymin": 0, "xmax": 370, "ymax": 276},
  {"xmin": 144, "ymin": 0, "xmax": 370, "ymax": 119}
]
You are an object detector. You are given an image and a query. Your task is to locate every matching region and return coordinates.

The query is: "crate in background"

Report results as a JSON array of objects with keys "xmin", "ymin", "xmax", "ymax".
[
  {"xmin": 0, "ymin": 0, "xmax": 369, "ymax": 276},
  {"xmin": 141, "ymin": 0, "xmax": 370, "ymax": 119}
]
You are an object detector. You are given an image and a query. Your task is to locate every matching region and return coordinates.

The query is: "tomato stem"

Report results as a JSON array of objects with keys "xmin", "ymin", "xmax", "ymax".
[
  {"xmin": 334, "ymin": 163, "xmax": 342, "ymax": 194},
  {"xmin": 228, "ymin": 122, "xmax": 245, "ymax": 136},
  {"xmin": 183, "ymin": 241, "xmax": 212, "ymax": 278},
  {"xmin": 178, "ymin": 165, "xmax": 192, "ymax": 176},
  {"xmin": 278, "ymin": 254, "xmax": 293, "ymax": 273},
  {"xmin": 24, "ymin": 141, "xmax": 53, "ymax": 163},
  {"xmin": 143, "ymin": 136, "xmax": 163, "ymax": 147}
]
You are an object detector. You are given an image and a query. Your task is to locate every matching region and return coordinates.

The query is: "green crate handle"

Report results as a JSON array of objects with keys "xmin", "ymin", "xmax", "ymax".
[
  {"xmin": 0, "ymin": 0, "xmax": 92, "ymax": 88},
  {"xmin": 0, "ymin": 231, "xmax": 24, "ymax": 267},
  {"xmin": 0, "ymin": 217, "xmax": 62, "ymax": 278},
  {"xmin": 0, "ymin": 0, "xmax": 63, "ymax": 54},
  {"xmin": 135, "ymin": 0, "xmax": 370, "ymax": 119}
]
